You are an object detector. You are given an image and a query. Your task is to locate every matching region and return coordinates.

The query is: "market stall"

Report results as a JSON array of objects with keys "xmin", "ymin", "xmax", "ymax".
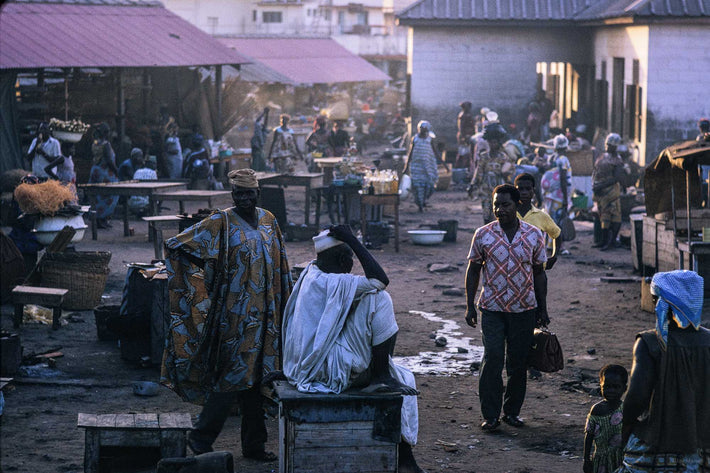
[{"xmin": 642, "ymin": 137, "xmax": 710, "ymax": 290}]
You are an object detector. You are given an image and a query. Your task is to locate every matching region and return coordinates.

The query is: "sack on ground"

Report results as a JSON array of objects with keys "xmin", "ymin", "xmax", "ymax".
[{"xmin": 528, "ymin": 328, "xmax": 564, "ymax": 372}]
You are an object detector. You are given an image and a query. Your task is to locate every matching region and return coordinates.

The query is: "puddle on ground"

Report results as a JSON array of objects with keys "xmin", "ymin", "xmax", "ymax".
[{"xmin": 393, "ymin": 310, "xmax": 484, "ymax": 376}]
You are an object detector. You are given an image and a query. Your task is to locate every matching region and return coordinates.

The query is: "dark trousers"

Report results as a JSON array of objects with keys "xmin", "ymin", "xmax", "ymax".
[
  {"xmin": 190, "ymin": 385, "xmax": 267, "ymax": 455},
  {"xmin": 479, "ymin": 309, "xmax": 536, "ymax": 421}
]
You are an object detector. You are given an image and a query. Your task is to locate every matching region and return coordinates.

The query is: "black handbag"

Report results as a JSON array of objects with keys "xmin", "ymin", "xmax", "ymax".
[
  {"xmin": 528, "ymin": 328, "xmax": 564, "ymax": 372},
  {"xmin": 560, "ymin": 215, "xmax": 576, "ymax": 241}
]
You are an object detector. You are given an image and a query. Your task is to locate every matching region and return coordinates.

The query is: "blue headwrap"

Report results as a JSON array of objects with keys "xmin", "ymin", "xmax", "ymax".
[{"xmin": 650, "ymin": 270, "xmax": 704, "ymax": 348}]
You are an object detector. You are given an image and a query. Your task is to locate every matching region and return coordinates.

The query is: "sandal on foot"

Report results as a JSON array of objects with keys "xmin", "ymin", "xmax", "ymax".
[
  {"xmin": 480, "ymin": 418, "xmax": 500, "ymax": 431},
  {"xmin": 502, "ymin": 414, "xmax": 525, "ymax": 427}
]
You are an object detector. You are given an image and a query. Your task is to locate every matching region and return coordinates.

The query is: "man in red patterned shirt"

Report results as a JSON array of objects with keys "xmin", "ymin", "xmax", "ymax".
[{"xmin": 465, "ymin": 184, "xmax": 548, "ymax": 432}]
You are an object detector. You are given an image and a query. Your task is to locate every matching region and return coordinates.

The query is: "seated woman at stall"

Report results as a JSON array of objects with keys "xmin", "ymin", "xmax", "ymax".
[{"xmin": 128, "ymin": 155, "xmax": 158, "ymax": 216}]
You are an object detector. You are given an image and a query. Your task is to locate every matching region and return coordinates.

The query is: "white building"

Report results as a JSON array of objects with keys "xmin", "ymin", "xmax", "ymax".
[
  {"xmin": 397, "ymin": 0, "xmax": 710, "ymax": 164},
  {"xmin": 162, "ymin": 0, "xmax": 409, "ymax": 79}
]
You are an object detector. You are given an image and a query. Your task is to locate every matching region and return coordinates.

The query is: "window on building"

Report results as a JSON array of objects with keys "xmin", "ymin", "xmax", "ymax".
[
  {"xmin": 324, "ymin": 8, "xmax": 331, "ymax": 20},
  {"xmin": 338, "ymin": 10, "xmax": 345, "ymax": 24},
  {"xmin": 625, "ymin": 59, "xmax": 642, "ymax": 141},
  {"xmin": 356, "ymin": 11, "xmax": 368, "ymax": 24},
  {"xmin": 263, "ymin": 11, "xmax": 282, "ymax": 23},
  {"xmin": 611, "ymin": 57, "xmax": 625, "ymax": 136},
  {"xmin": 253, "ymin": 10, "xmax": 257, "ymax": 21},
  {"xmin": 207, "ymin": 16, "xmax": 218, "ymax": 35}
]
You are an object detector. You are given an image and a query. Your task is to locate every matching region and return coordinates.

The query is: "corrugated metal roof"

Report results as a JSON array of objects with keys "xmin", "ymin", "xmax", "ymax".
[
  {"xmin": 397, "ymin": 0, "xmax": 710, "ymax": 23},
  {"xmin": 574, "ymin": 0, "xmax": 710, "ymax": 19},
  {"xmin": 218, "ymin": 37, "xmax": 391, "ymax": 85},
  {"xmin": 0, "ymin": 0, "xmax": 250, "ymax": 69}
]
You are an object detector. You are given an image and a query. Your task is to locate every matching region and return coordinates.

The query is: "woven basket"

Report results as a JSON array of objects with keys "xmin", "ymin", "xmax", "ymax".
[{"xmin": 40, "ymin": 251, "xmax": 111, "ymax": 310}]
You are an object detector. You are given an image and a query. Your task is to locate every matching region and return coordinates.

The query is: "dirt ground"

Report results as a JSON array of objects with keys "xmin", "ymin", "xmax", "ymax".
[{"xmin": 0, "ymin": 161, "xmax": 655, "ymax": 473}]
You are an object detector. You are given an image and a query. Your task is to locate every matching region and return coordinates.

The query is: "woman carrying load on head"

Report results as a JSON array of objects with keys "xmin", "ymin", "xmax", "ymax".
[{"xmin": 404, "ymin": 120, "xmax": 440, "ymax": 212}]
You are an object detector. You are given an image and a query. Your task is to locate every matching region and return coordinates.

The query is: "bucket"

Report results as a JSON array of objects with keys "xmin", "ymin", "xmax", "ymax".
[
  {"xmin": 94, "ymin": 304, "xmax": 121, "ymax": 341},
  {"xmin": 437, "ymin": 219, "xmax": 459, "ymax": 242}
]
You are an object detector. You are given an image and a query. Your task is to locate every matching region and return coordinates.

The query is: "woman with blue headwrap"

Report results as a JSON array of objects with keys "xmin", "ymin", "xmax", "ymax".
[
  {"xmin": 618, "ymin": 270, "xmax": 710, "ymax": 472},
  {"xmin": 404, "ymin": 120, "xmax": 439, "ymax": 212}
]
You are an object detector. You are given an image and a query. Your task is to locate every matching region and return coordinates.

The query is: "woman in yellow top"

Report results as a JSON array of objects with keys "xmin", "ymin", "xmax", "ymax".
[
  {"xmin": 515, "ymin": 172, "xmax": 560, "ymax": 379},
  {"xmin": 515, "ymin": 173, "xmax": 560, "ymax": 272}
]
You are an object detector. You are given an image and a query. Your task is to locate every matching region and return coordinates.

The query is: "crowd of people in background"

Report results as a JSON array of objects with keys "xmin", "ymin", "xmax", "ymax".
[{"xmin": 449, "ymin": 89, "xmax": 643, "ymax": 255}]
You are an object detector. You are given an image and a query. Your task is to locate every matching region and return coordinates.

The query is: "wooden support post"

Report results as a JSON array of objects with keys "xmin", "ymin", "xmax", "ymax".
[
  {"xmin": 160, "ymin": 430, "xmax": 186, "ymax": 458},
  {"xmin": 215, "ymin": 65, "xmax": 222, "ymax": 141},
  {"xmin": 64, "ymin": 68, "xmax": 70, "ymax": 121},
  {"xmin": 52, "ymin": 307, "xmax": 62, "ymax": 330},
  {"xmin": 13, "ymin": 304, "xmax": 22, "ymax": 328},
  {"xmin": 84, "ymin": 429, "xmax": 100, "ymax": 473},
  {"xmin": 117, "ymin": 69, "xmax": 126, "ymax": 146}
]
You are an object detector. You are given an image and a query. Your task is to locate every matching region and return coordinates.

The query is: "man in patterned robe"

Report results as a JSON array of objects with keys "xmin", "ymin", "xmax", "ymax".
[{"xmin": 161, "ymin": 168, "xmax": 292, "ymax": 461}]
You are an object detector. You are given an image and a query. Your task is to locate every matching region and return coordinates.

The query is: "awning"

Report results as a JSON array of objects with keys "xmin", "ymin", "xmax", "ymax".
[
  {"xmin": 643, "ymin": 139, "xmax": 710, "ymax": 215},
  {"xmin": 218, "ymin": 37, "xmax": 390, "ymax": 85},
  {"xmin": 0, "ymin": 1, "xmax": 250, "ymax": 69}
]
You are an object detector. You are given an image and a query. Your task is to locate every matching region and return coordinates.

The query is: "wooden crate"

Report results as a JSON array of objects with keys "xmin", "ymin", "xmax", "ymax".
[
  {"xmin": 274, "ymin": 381, "xmax": 401, "ymax": 473},
  {"xmin": 642, "ymin": 215, "xmax": 692, "ymax": 272},
  {"xmin": 77, "ymin": 413, "xmax": 192, "ymax": 473},
  {"xmin": 640, "ymin": 279, "xmax": 654, "ymax": 313}
]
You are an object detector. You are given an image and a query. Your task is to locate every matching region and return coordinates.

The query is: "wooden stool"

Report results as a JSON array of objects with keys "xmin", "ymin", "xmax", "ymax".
[
  {"xmin": 12, "ymin": 285, "xmax": 68, "ymax": 330},
  {"xmin": 273, "ymin": 381, "xmax": 402, "ymax": 473},
  {"xmin": 77, "ymin": 413, "xmax": 193, "ymax": 473}
]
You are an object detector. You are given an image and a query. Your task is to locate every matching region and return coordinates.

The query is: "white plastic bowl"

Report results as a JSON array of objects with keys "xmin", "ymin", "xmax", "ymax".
[
  {"xmin": 407, "ymin": 230, "xmax": 446, "ymax": 245},
  {"xmin": 33, "ymin": 213, "xmax": 87, "ymax": 245}
]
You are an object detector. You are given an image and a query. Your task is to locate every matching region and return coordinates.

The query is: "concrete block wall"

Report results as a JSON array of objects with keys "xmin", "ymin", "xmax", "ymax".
[
  {"xmin": 408, "ymin": 25, "xmax": 592, "ymax": 146},
  {"xmin": 645, "ymin": 24, "xmax": 710, "ymax": 161}
]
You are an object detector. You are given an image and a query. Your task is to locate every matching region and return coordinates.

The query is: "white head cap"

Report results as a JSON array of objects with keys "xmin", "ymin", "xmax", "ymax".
[
  {"xmin": 313, "ymin": 229, "xmax": 345, "ymax": 253},
  {"xmin": 485, "ymin": 111, "xmax": 499, "ymax": 123}
]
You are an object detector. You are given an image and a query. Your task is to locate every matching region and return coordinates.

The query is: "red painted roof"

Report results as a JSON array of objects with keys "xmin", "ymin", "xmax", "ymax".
[
  {"xmin": 0, "ymin": 1, "xmax": 249, "ymax": 69},
  {"xmin": 218, "ymin": 37, "xmax": 390, "ymax": 84}
]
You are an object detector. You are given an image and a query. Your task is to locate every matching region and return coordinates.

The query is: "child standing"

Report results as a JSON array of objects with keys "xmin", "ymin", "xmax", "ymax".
[{"xmin": 583, "ymin": 364, "xmax": 628, "ymax": 473}]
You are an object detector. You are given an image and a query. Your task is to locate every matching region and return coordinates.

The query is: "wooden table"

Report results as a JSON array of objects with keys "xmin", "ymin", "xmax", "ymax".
[
  {"xmin": 80, "ymin": 181, "xmax": 187, "ymax": 237},
  {"xmin": 360, "ymin": 193, "xmax": 400, "ymax": 252},
  {"xmin": 256, "ymin": 172, "xmax": 324, "ymax": 225},
  {"xmin": 77, "ymin": 413, "xmax": 192, "ymax": 473},
  {"xmin": 313, "ymin": 157, "xmax": 363, "ymax": 187},
  {"xmin": 153, "ymin": 189, "xmax": 232, "ymax": 214},
  {"xmin": 314, "ymin": 184, "xmax": 362, "ymax": 226},
  {"xmin": 142, "ymin": 216, "xmax": 185, "ymax": 260}
]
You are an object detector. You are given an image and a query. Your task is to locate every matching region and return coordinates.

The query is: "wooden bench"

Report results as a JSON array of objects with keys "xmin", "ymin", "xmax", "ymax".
[
  {"xmin": 153, "ymin": 189, "xmax": 232, "ymax": 215},
  {"xmin": 273, "ymin": 380, "xmax": 402, "ymax": 473},
  {"xmin": 77, "ymin": 413, "xmax": 192, "ymax": 473},
  {"xmin": 12, "ymin": 285, "xmax": 68, "ymax": 330}
]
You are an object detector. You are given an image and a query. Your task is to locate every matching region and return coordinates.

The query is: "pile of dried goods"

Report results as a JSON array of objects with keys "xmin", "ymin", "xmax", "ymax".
[{"xmin": 13, "ymin": 180, "xmax": 77, "ymax": 216}]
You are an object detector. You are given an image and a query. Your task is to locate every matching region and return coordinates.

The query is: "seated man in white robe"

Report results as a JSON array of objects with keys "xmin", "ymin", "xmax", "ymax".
[{"xmin": 281, "ymin": 225, "xmax": 426, "ymax": 473}]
